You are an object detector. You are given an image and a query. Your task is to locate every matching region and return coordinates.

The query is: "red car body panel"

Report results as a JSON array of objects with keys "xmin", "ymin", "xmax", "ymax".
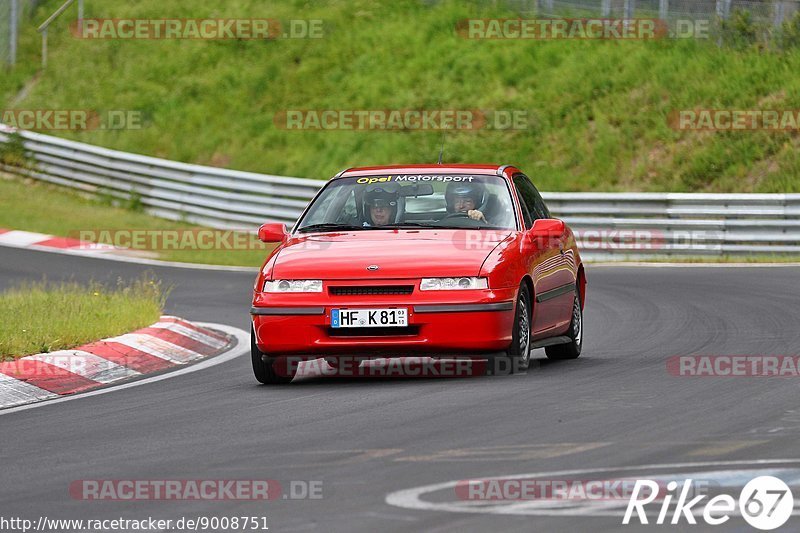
[
  {"xmin": 251, "ymin": 164, "xmax": 585, "ymax": 359},
  {"xmin": 271, "ymin": 230, "xmax": 512, "ymax": 280}
]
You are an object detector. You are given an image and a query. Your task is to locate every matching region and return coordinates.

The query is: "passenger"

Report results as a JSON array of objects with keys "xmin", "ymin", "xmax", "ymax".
[{"xmin": 363, "ymin": 185, "xmax": 400, "ymax": 226}]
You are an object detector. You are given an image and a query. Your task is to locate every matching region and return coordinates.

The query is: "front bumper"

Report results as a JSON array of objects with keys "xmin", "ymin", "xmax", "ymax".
[{"xmin": 251, "ymin": 285, "xmax": 517, "ymax": 357}]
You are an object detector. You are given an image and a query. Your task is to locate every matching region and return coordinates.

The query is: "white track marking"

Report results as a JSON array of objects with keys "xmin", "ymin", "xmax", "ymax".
[
  {"xmin": 385, "ymin": 459, "xmax": 800, "ymax": 517},
  {"xmin": 0, "ymin": 230, "xmax": 52, "ymax": 247},
  {"xmin": 0, "ymin": 323, "xmax": 247, "ymax": 416},
  {"xmin": 149, "ymin": 321, "xmax": 230, "ymax": 350},
  {"xmin": 160, "ymin": 316, "xmax": 231, "ymax": 342},
  {"xmin": 26, "ymin": 351, "xmax": 140, "ymax": 383},
  {"xmin": 103, "ymin": 333, "xmax": 205, "ymax": 364}
]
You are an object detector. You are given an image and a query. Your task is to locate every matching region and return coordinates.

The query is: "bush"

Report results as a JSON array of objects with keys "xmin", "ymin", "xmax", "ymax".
[
  {"xmin": 0, "ymin": 131, "xmax": 32, "ymax": 168},
  {"xmin": 778, "ymin": 10, "xmax": 800, "ymax": 49},
  {"xmin": 719, "ymin": 9, "xmax": 761, "ymax": 49}
]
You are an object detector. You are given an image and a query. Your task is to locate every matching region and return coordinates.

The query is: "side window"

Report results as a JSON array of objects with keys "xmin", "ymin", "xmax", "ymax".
[
  {"xmin": 302, "ymin": 185, "xmax": 354, "ymax": 226},
  {"xmin": 302, "ymin": 188, "xmax": 337, "ymax": 226},
  {"xmin": 515, "ymin": 174, "xmax": 551, "ymax": 220},
  {"xmin": 514, "ymin": 175, "xmax": 533, "ymax": 229},
  {"xmin": 530, "ymin": 183, "xmax": 552, "ymax": 219},
  {"xmin": 513, "ymin": 175, "xmax": 538, "ymax": 228},
  {"xmin": 338, "ymin": 190, "xmax": 357, "ymax": 222}
]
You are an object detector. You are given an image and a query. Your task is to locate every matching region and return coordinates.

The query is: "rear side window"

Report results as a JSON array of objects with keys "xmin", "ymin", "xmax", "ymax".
[
  {"xmin": 514, "ymin": 174, "xmax": 550, "ymax": 221},
  {"xmin": 530, "ymin": 183, "xmax": 552, "ymax": 219},
  {"xmin": 513, "ymin": 175, "xmax": 537, "ymax": 228}
]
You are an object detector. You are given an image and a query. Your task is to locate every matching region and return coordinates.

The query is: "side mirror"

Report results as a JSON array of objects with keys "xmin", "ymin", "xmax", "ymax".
[
  {"xmin": 523, "ymin": 219, "xmax": 565, "ymax": 251},
  {"xmin": 531, "ymin": 218, "xmax": 565, "ymax": 236},
  {"xmin": 258, "ymin": 223, "xmax": 288, "ymax": 243}
]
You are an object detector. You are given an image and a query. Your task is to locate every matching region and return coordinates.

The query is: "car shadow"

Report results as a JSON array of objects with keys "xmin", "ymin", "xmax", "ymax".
[{"xmin": 265, "ymin": 353, "xmax": 600, "ymax": 386}]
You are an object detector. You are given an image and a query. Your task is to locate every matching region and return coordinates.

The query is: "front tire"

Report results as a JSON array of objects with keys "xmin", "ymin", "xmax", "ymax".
[
  {"xmin": 251, "ymin": 324, "xmax": 295, "ymax": 384},
  {"xmin": 545, "ymin": 287, "xmax": 583, "ymax": 360},
  {"xmin": 505, "ymin": 283, "xmax": 532, "ymax": 374}
]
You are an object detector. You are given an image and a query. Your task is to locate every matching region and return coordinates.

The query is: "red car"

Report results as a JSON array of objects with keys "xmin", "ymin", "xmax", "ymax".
[{"xmin": 250, "ymin": 164, "xmax": 586, "ymax": 384}]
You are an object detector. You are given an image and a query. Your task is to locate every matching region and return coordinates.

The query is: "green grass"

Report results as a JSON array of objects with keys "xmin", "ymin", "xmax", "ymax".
[
  {"xmin": 1, "ymin": 0, "xmax": 799, "ymax": 193},
  {"xmin": 0, "ymin": 276, "xmax": 167, "ymax": 359},
  {"xmin": 0, "ymin": 175, "xmax": 274, "ymax": 266}
]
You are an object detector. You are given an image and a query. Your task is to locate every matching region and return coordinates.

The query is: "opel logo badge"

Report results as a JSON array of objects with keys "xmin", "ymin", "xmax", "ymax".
[{"xmin": 367, "ymin": 265, "xmax": 379, "ymax": 271}]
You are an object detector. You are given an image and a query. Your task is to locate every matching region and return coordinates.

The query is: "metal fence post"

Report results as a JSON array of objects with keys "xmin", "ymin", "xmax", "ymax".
[
  {"xmin": 774, "ymin": 1, "xmax": 785, "ymax": 28},
  {"xmin": 38, "ymin": 0, "xmax": 80, "ymax": 69},
  {"xmin": 9, "ymin": 0, "xmax": 18, "ymax": 66},
  {"xmin": 41, "ymin": 28, "xmax": 47, "ymax": 68},
  {"xmin": 716, "ymin": 0, "xmax": 732, "ymax": 19},
  {"xmin": 659, "ymin": 0, "xmax": 668, "ymax": 21},
  {"xmin": 624, "ymin": 0, "xmax": 635, "ymax": 19},
  {"xmin": 78, "ymin": 0, "xmax": 84, "ymax": 34},
  {"xmin": 601, "ymin": 0, "xmax": 611, "ymax": 17}
]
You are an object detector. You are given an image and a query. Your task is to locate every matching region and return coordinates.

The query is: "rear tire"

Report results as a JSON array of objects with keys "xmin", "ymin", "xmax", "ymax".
[
  {"xmin": 251, "ymin": 325, "xmax": 295, "ymax": 384},
  {"xmin": 545, "ymin": 287, "xmax": 583, "ymax": 360}
]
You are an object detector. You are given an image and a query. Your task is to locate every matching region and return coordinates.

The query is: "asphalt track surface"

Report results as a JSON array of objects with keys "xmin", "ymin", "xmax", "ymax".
[{"xmin": 1, "ymin": 245, "xmax": 800, "ymax": 532}]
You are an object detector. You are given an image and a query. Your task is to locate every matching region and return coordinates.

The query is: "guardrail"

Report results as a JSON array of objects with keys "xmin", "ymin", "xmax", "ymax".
[
  {"xmin": 0, "ymin": 126, "xmax": 322, "ymax": 228},
  {"xmin": 1, "ymin": 126, "xmax": 798, "ymax": 259}
]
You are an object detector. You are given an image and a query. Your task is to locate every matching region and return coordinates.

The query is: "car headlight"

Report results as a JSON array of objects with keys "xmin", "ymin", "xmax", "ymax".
[
  {"xmin": 420, "ymin": 277, "xmax": 489, "ymax": 291},
  {"xmin": 263, "ymin": 280, "xmax": 323, "ymax": 293}
]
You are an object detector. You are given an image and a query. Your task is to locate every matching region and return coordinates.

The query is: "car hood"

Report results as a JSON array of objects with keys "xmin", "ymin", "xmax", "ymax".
[{"xmin": 271, "ymin": 229, "xmax": 514, "ymax": 280}]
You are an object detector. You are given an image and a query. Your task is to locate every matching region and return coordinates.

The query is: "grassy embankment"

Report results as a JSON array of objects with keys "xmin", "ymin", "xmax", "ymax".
[
  {"xmin": 1, "ymin": 0, "xmax": 799, "ymax": 193},
  {"xmin": 1, "ymin": 0, "xmax": 799, "ymax": 266},
  {"xmin": 0, "ymin": 276, "xmax": 167, "ymax": 359}
]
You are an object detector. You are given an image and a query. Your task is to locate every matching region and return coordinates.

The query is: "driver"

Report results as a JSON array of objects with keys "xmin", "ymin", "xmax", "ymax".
[
  {"xmin": 445, "ymin": 182, "xmax": 487, "ymax": 222},
  {"xmin": 362, "ymin": 184, "xmax": 399, "ymax": 226}
]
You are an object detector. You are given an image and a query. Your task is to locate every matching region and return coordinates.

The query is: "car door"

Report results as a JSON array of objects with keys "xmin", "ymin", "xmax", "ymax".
[{"xmin": 513, "ymin": 174, "xmax": 575, "ymax": 335}]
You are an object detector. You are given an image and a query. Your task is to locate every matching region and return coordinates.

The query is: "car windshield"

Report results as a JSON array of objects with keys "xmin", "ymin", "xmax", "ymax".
[{"xmin": 296, "ymin": 174, "xmax": 517, "ymax": 232}]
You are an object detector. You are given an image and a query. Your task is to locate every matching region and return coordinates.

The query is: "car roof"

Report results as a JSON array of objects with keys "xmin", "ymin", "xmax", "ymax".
[{"xmin": 334, "ymin": 164, "xmax": 516, "ymax": 179}]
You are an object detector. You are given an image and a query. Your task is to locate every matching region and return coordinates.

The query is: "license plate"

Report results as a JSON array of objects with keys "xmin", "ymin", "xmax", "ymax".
[{"xmin": 331, "ymin": 308, "xmax": 408, "ymax": 328}]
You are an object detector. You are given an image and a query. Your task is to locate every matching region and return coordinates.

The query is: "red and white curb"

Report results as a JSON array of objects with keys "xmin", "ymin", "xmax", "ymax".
[
  {"xmin": 0, "ymin": 316, "xmax": 235, "ymax": 410},
  {"xmin": 0, "ymin": 228, "xmax": 257, "ymax": 272},
  {"xmin": 0, "ymin": 228, "xmax": 152, "ymax": 258}
]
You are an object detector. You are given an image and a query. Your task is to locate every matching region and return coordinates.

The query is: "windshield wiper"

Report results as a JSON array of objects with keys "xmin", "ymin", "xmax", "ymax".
[
  {"xmin": 382, "ymin": 222, "xmax": 442, "ymax": 229},
  {"xmin": 297, "ymin": 223, "xmax": 369, "ymax": 233},
  {"xmin": 404, "ymin": 221, "xmax": 508, "ymax": 230}
]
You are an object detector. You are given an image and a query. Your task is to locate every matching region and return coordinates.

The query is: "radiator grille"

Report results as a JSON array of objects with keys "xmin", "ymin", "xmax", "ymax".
[{"xmin": 329, "ymin": 285, "xmax": 414, "ymax": 296}]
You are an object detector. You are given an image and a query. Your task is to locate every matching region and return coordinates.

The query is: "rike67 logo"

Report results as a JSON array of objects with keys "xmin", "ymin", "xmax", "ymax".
[{"xmin": 623, "ymin": 476, "xmax": 793, "ymax": 530}]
